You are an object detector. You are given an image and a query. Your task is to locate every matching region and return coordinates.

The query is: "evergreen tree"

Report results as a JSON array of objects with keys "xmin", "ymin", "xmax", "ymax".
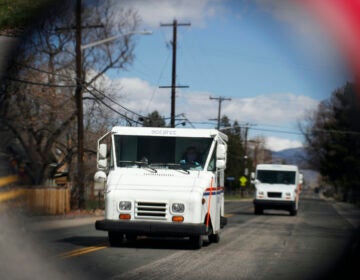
[
  {"xmin": 142, "ymin": 111, "xmax": 166, "ymax": 127},
  {"xmin": 303, "ymin": 82, "xmax": 360, "ymax": 202}
]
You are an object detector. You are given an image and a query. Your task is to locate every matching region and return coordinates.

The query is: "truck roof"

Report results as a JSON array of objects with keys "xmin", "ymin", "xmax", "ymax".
[
  {"xmin": 111, "ymin": 126, "xmax": 228, "ymax": 142},
  {"xmin": 256, "ymin": 164, "xmax": 299, "ymax": 171}
]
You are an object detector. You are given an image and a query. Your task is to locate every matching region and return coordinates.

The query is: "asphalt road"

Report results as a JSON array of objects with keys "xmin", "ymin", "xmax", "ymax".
[{"xmin": 1, "ymin": 190, "xmax": 359, "ymax": 280}]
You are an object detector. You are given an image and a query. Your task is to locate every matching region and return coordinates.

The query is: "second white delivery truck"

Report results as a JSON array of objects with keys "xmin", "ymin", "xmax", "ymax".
[{"xmin": 251, "ymin": 164, "xmax": 303, "ymax": 216}]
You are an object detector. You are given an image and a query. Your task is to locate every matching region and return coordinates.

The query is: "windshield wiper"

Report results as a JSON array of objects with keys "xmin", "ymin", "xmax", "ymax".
[
  {"xmin": 118, "ymin": 160, "xmax": 157, "ymax": 173},
  {"xmin": 151, "ymin": 163, "xmax": 190, "ymax": 174}
]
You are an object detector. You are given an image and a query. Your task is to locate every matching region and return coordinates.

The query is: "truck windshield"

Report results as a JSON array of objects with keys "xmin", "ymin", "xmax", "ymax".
[
  {"xmin": 256, "ymin": 170, "xmax": 296, "ymax": 184},
  {"xmin": 114, "ymin": 135, "xmax": 213, "ymax": 170}
]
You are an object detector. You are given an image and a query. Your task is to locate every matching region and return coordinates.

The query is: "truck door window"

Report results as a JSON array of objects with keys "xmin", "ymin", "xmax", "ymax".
[{"xmin": 207, "ymin": 143, "xmax": 217, "ymax": 172}]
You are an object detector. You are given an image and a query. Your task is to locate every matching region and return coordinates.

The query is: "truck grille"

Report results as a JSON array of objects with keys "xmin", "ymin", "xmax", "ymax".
[
  {"xmin": 135, "ymin": 201, "xmax": 167, "ymax": 219},
  {"xmin": 267, "ymin": 192, "xmax": 282, "ymax": 198}
]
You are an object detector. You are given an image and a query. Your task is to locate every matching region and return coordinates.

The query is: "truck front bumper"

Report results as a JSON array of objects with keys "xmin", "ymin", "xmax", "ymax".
[
  {"xmin": 95, "ymin": 219, "xmax": 208, "ymax": 237},
  {"xmin": 253, "ymin": 199, "xmax": 295, "ymax": 210}
]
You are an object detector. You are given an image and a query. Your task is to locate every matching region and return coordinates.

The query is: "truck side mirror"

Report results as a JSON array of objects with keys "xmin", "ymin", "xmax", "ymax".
[
  {"xmin": 299, "ymin": 173, "xmax": 303, "ymax": 184},
  {"xmin": 216, "ymin": 159, "xmax": 226, "ymax": 169},
  {"xmin": 94, "ymin": 171, "xmax": 107, "ymax": 195},
  {"xmin": 98, "ymin": 159, "xmax": 108, "ymax": 169},
  {"xmin": 216, "ymin": 144, "xmax": 227, "ymax": 170},
  {"xmin": 250, "ymin": 172, "xmax": 256, "ymax": 184},
  {"xmin": 97, "ymin": 143, "xmax": 108, "ymax": 169},
  {"xmin": 216, "ymin": 144, "xmax": 226, "ymax": 159},
  {"xmin": 99, "ymin": 143, "xmax": 107, "ymax": 159},
  {"xmin": 94, "ymin": 170, "xmax": 107, "ymax": 184}
]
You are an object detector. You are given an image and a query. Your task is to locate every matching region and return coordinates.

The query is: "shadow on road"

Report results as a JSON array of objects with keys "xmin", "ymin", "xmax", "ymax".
[
  {"xmin": 56, "ymin": 236, "xmax": 108, "ymax": 247},
  {"xmin": 57, "ymin": 235, "xmax": 212, "ymax": 250},
  {"xmin": 230, "ymin": 210, "xmax": 291, "ymax": 217}
]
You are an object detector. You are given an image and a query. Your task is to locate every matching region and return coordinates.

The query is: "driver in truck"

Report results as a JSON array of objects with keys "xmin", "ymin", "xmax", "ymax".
[{"xmin": 182, "ymin": 146, "xmax": 201, "ymax": 165}]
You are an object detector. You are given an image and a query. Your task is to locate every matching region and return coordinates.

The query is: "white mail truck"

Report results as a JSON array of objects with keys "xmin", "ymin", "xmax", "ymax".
[
  {"xmin": 251, "ymin": 164, "xmax": 303, "ymax": 216},
  {"xmin": 94, "ymin": 126, "xmax": 228, "ymax": 249}
]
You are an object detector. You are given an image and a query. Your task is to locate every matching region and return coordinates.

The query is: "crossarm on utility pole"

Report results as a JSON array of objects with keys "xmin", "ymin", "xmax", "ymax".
[{"xmin": 209, "ymin": 96, "xmax": 232, "ymax": 129}]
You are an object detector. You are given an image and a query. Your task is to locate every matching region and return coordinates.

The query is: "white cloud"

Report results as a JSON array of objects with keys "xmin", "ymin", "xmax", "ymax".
[
  {"xmin": 117, "ymin": 77, "xmax": 170, "ymax": 115},
  {"xmin": 94, "ymin": 75, "xmax": 315, "ymax": 151},
  {"xmin": 266, "ymin": 136, "xmax": 303, "ymax": 152},
  {"xmin": 113, "ymin": 0, "xmax": 226, "ymax": 28},
  {"xmin": 113, "ymin": 76, "xmax": 318, "ymax": 125},
  {"xmin": 222, "ymin": 93, "xmax": 318, "ymax": 124}
]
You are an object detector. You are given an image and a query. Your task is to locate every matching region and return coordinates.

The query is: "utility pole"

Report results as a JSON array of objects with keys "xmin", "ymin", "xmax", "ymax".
[
  {"xmin": 243, "ymin": 123, "xmax": 249, "ymax": 176},
  {"xmin": 75, "ymin": 0, "xmax": 85, "ymax": 209},
  {"xmin": 160, "ymin": 19, "xmax": 190, "ymax": 128},
  {"xmin": 209, "ymin": 96, "xmax": 231, "ymax": 129},
  {"xmin": 56, "ymin": 0, "xmax": 103, "ymax": 209}
]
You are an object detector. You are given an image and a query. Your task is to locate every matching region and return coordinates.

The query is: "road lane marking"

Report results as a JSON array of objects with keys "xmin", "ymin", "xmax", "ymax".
[
  {"xmin": 57, "ymin": 243, "xmax": 108, "ymax": 259},
  {"xmin": 0, "ymin": 175, "xmax": 18, "ymax": 188},
  {"xmin": 0, "ymin": 189, "xmax": 25, "ymax": 202}
]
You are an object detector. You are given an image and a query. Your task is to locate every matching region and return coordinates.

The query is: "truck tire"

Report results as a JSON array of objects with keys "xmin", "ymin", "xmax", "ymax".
[
  {"xmin": 108, "ymin": 231, "xmax": 124, "ymax": 247},
  {"xmin": 254, "ymin": 206, "xmax": 263, "ymax": 215},
  {"xmin": 208, "ymin": 233, "xmax": 220, "ymax": 243},
  {"xmin": 290, "ymin": 209, "xmax": 297, "ymax": 216},
  {"xmin": 220, "ymin": 216, "xmax": 227, "ymax": 228},
  {"xmin": 126, "ymin": 234, "xmax": 137, "ymax": 241},
  {"xmin": 190, "ymin": 235, "xmax": 202, "ymax": 250}
]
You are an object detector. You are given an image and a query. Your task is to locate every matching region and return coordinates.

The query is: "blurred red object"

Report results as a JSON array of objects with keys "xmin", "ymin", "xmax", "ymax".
[{"xmin": 301, "ymin": 0, "xmax": 360, "ymax": 99}]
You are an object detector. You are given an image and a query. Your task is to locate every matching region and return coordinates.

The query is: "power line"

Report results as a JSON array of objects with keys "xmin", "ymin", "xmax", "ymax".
[
  {"xmin": 6, "ymin": 77, "xmax": 76, "ymax": 88},
  {"xmin": 84, "ymin": 87, "xmax": 142, "ymax": 125},
  {"xmin": 84, "ymin": 84, "xmax": 146, "ymax": 119},
  {"xmin": 191, "ymin": 120, "xmax": 360, "ymax": 137},
  {"xmin": 145, "ymin": 50, "xmax": 171, "ymax": 112},
  {"xmin": 10, "ymin": 62, "xmax": 147, "ymax": 122},
  {"xmin": 13, "ymin": 62, "xmax": 74, "ymax": 82}
]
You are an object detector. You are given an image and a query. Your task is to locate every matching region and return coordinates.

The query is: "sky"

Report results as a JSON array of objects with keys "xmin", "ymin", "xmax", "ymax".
[{"xmin": 101, "ymin": 0, "xmax": 350, "ymax": 151}]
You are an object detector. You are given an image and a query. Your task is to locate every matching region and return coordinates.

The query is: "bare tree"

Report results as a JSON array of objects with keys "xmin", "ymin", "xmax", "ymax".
[{"xmin": 1, "ymin": 0, "xmax": 140, "ymax": 197}]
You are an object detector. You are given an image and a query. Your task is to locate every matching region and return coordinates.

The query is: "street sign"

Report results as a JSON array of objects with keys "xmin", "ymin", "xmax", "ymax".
[{"xmin": 239, "ymin": 176, "xmax": 247, "ymax": 187}]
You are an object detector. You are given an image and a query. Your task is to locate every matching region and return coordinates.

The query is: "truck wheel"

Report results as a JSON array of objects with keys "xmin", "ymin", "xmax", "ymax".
[
  {"xmin": 220, "ymin": 216, "xmax": 227, "ymax": 228},
  {"xmin": 290, "ymin": 209, "xmax": 297, "ymax": 216},
  {"xmin": 254, "ymin": 206, "xmax": 263, "ymax": 215},
  {"xmin": 108, "ymin": 231, "xmax": 124, "ymax": 247},
  {"xmin": 190, "ymin": 235, "xmax": 202, "ymax": 250},
  {"xmin": 208, "ymin": 233, "xmax": 220, "ymax": 243},
  {"xmin": 126, "ymin": 234, "xmax": 137, "ymax": 241}
]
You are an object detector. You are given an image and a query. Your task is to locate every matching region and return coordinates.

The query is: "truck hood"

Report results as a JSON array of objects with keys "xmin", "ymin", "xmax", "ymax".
[{"xmin": 107, "ymin": 169, "xmax": 213, "ymax": 192}]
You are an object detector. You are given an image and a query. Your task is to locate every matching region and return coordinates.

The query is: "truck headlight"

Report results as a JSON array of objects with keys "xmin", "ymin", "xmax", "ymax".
[
  {"xmin": 172, "ymin": 203, "xmax": 185, "ymax": 213},
  {"xmin": 119, "ymin": 201, "xmax": 131, "ymax": 210}
]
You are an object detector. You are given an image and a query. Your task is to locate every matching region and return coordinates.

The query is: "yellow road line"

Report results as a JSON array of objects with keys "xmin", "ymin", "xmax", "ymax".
[
  {"xmin": 0, "ymin": 175, "xmax": 18, "ymax": 188},
  {"xmin": 0, "ymin": 189, "xmax": 25, "ymax": 202},
  {"xmin": 57, "ymin": 243, "xmax": 108, "ymax": 259}
]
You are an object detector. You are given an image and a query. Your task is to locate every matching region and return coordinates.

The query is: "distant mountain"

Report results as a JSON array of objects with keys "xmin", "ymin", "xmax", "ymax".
[
  {"xmin": 271, "ymin": 148, "xmax": 319, "ymax": 187},
  {"xmin": 271, "ymin": 147, "xmax": 308, "ymax": 168}
]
